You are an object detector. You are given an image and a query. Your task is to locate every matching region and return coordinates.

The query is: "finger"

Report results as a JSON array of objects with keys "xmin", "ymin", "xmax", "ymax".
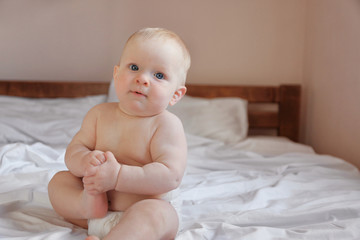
[
  {"xmin": 82, "ymin": 176, "xmax": 90, "ymax": 184},
  {"xmin": 105, "ymin": 151, "xmax": 116, "ymax": 162},
  {"xmin": 97, "ymin": 152, "xmax": 106, "ymax": 164},
  {"xmin": 84, "ymin": 183, "xmax": 102, "ymax": 194},
  {"xmin": 84, "ymin": 165, "xmax": 97, "ymax": 176},
  {"xmin": 84, "ymin": 186, "xmax": 97, "ymax": 195},
  {"xmin": 82, "ymin": 175, "xmax": 95, "ymax": 185},
  {"xmin": 90, "ymin": 158, "xmax": 102, "ymax": 166},
  {"xmin": 86, "ymin": 189, "xmax": 102, "ymax": 195},
  {"xmin": 83, "ymin": 182, "xmax": 98, "ymax": 192},
  {"xmin": 88, "ymin": 151, "xmax": 106, "ymax": 166}
]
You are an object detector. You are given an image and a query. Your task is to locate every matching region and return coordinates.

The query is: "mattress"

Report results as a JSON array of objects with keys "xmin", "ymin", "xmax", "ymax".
[{"xmin": 1, "ymin": 95, "xmax": 360, "ymax": 240}]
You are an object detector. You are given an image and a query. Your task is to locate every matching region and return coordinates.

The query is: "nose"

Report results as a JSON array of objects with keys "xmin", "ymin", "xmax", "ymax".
[{"xmin": 135, "ymin": 74, "xmax": 149, "ymax": 86}]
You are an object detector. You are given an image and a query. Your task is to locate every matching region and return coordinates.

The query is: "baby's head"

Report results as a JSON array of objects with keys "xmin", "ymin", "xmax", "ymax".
[
  {"xmin": 113, "ymin": 28, "xmax": 191, "ymax": 116},
  {"xmin": 121, "ymin": 27, "xmax": 191, "ymax": 86}
]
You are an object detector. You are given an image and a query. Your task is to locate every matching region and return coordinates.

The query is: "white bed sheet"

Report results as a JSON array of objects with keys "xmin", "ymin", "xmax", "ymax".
[
  {"xmin": 0, "ymin": 95, "xmax": 106, "ymax": 146},
  {"xmin": 180, "ymin": 135, "xmax": 360, "ymax": 239},
  {"xmin": 1, "ymin": 96, "xmax": 360, "ymax": 240}
]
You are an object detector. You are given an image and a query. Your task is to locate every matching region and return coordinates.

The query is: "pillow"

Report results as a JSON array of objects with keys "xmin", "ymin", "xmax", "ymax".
[
  {"xmin": 168, "ymin": 95, "xmax": 248, "ymax": 143},
  {"xmin": 0, "ymin": 95, "xmax": 106, "ymax": 146}
]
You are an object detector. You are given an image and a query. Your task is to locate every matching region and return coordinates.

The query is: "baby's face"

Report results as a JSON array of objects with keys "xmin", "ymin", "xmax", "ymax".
[{"xmin": 114, "ymin": 37, "xmax": 185, "ymax": 117}]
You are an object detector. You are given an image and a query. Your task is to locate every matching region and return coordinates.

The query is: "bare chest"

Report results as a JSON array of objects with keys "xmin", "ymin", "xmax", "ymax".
[{"xmin": 95, "ymin": 116, "xmax": 156, "ymax": 166}]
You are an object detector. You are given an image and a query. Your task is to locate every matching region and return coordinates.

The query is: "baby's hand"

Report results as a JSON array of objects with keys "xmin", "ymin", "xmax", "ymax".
[
  {"xmin": 83, "ymin": 150, "xmax": 106, "ymax": 176},
  {"xmin": 86, "ymin": 150, "xmax": 106, "ymax": 166},
  {"xmin": 83, "ymin": 151, "xmax": 121, "ymax": 195}
]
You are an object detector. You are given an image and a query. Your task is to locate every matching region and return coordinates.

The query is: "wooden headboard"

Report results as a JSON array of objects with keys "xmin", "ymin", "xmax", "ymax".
[{"xmin": 0, "ymin": 81, "xmax": 301, "ymax": 142}]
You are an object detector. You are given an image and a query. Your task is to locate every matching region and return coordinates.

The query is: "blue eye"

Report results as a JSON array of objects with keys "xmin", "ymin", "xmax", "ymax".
[
  {"xmin": 130, "ymin": 64, "xmax": 139, "ymax": 71},
  {"xmin": 155, "ymin": 72, "xmax": 164, "ymax": 79}
]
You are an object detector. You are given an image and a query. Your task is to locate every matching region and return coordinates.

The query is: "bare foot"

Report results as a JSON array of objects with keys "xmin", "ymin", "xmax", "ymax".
[
  {"xmin": 85, "ymin": 236, "xmax": 100, "ymax": 240},
  {"xmin": 82, "ymin": 190, "xmax": 108, "ymax": 219}
]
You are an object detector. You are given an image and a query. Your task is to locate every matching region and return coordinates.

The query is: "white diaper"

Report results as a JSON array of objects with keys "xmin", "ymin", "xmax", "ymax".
[
  {"xmin": 87, "ymin": 189, "xmax": 182, "ymax": 239},
  {"xmin": 88, "ymin": 211, "xmax": 124, "ymax": 239}
]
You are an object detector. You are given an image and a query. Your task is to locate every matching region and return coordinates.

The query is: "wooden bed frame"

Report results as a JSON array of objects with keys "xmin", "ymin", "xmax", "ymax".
[{"xmin": 0, "ymin": 81, "xmax": 301, "ymax": 142}]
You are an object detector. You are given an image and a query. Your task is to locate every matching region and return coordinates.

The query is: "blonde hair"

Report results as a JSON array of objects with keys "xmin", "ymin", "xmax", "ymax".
[{"xmin": 125, "ymin": 27, "xmax": 191, "ymax": 85}]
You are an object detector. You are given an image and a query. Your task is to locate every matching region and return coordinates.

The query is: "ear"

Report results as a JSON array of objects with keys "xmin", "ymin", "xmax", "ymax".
[
  {"xmin": 169, "ymin": 86, "xmax": 187, "ymax": 106},
  {"xmin": 113, "ymin": 65, "xmax": 120, "ymax": 80}
]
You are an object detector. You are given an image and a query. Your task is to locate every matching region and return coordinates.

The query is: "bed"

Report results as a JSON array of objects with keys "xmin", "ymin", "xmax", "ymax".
[{"xmin": 1, "ymin": 80, "xmax": 360, "ymax": 240}]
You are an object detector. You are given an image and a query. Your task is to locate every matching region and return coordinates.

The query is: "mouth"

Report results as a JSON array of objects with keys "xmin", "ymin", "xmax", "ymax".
[{"xmin": 131, "ymin": 90, "xmax": 147, "ymax": 97}]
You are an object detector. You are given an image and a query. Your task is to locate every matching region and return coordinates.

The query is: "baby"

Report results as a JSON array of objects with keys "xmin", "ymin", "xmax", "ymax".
[{"xmin": 48, "ymin": 27, "xmax": 190, "ymax": 240}]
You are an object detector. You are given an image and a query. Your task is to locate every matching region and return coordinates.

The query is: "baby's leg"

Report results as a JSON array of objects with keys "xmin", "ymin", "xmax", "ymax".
[
  {"xmin": 103, "ymin": 199, "xmax": 178, "ymax": 240},
  {"xmin": 48, "ymin": 171, "xmax": 108, "ymax": 227}
]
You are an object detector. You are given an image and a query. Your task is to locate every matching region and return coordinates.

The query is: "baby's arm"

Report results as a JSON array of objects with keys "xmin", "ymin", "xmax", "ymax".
[
  {"xmin": 65, "ymin": 105, "xmax": 106, "ymax": 177},
  {"xmin": 115, "ymin": 114, "xmax": 187, "ymax": 195}
]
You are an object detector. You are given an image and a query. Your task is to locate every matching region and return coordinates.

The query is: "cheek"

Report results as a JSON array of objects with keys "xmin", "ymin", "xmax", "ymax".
[
  {"xmin": 114, "ymin": 79, "xmax": 121, "ymax": 94},
  {"xmin": 156, "ymin": 87, "xmax": 177, "ymax": 106},
  {"xmin": 115, "ymin": 72, "xmax": 130, "ymax": 96}
]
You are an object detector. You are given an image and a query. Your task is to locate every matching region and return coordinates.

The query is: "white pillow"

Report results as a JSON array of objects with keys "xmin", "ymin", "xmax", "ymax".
[{"xmin": 168, "ymin": 95, "xmax": 248, "ymax": 144}]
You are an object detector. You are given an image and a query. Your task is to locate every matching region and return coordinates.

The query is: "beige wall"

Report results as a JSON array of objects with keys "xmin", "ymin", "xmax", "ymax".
[
  {"xmin": 1, "ymin": 1, "xmax": 359, "ymax": 167},
  {"xmin": 303, "ymin": 0, "xmax": 360, "ymax": 168},
  {"xmin": 0, "ymin": 0, "xmax": 306, "ymax": 85}
]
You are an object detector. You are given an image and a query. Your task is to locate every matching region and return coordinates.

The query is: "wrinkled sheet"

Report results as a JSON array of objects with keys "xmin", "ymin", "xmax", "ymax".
[
  {"xmin": 1, "ymin": 136, "xmax": 360, "ymax": 240},
  {"xmin": 0, "ymin": 95, "xmax": 106, "ymax": 146}
]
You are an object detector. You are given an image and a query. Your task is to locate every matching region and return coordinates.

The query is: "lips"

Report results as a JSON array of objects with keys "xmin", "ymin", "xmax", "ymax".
[{"xmin": 130, "ymin": 90, "xmax": 147, "ymax": 97}]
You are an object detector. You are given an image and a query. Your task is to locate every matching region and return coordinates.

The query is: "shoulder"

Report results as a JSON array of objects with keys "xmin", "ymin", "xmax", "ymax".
[
  {"xmin": 154, "ymin": 110, "xmax": 184, "ymax": 129},
  {"xmin": 151, "ymin": 110, "xmax": 186, "ymax": 142},
  {"xmin": 82, "ymin": 102, "xmax": 118, "ymax": 122},
  {"xmin": 91, "ymin": 102, "xmax": 118, "ymax": 110},
  {"xmin": 87, "ymin": 102, "xmax": 118, "ymax": 114},
  {"xmin": 150, "ymin": 110, "xmax": 187, "ymax": 158}
]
